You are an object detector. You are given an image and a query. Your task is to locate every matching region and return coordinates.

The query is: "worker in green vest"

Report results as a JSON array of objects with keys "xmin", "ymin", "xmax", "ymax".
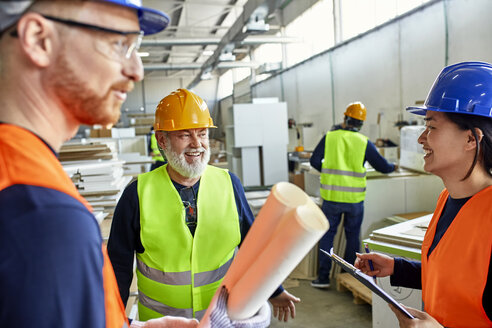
[
  {"xmin": 147, "ymin": 126, "xmax": 166, "ymax": 171},
  {"xmin": 309, "ymin": 102, "xmax": 397, "ymax": 289},
  {"xmin": 108, "ymin": 89, "xmax": 300, "ymax": 323}
]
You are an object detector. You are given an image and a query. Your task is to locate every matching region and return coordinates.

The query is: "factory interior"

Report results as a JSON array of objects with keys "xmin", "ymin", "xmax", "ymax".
[{"xmin": 9, "ymin": 0, "xmax": 491, "ymax": 327}]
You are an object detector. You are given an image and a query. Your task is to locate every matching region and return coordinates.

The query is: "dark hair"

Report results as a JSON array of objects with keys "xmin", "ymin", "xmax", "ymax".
[
  {"xmin": 445, "ymin": 112, "xmax": 492, "ymax": 179},
  {"xmin": 344, "ymin": 116, "xmax": 363, "ymax": 130}
]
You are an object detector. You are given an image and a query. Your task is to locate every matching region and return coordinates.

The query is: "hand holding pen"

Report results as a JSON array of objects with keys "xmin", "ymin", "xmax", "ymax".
[
  {"xmin": 354, "ymin": 248, "xmax": 396, "ymax": 279},
  {"xmin": 363, "ymin": 243, "xmax": 377, "ymax": 284}
]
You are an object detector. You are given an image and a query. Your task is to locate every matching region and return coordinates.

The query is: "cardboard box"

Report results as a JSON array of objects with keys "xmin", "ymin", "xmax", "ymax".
[
  {"xmin": 99, "ymin": 128, "xmax": 112, "ymax": 138},
  {"xmin": 89, "ymin": 129, "xmax": 100, "ymax": 138},
  {"xmin": 289, "ymin": 172, "xmax": 305, "ymax": 190}
]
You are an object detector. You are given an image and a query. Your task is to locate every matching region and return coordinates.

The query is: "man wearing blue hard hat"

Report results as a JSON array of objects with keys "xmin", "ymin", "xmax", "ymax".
[
  {"xmin": 356, "ymin": 62, "xmax": 492, "ymax": 327},
  {"xmin": 0, "ymin": 1, "xmax": 269, "ymax": 327}
]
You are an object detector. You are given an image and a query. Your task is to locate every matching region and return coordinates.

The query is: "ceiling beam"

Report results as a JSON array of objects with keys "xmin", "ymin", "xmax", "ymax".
[
  {"xmin": 144, "ymin": 61, "xmax": 259, "ymax": 71},
  {"xmin": 141, "ymin": 35, "xmax": 300, "ymax": 46},
  {"xmin": 186, "ymin": 0, "xmax": 283, "ymax": 89}
]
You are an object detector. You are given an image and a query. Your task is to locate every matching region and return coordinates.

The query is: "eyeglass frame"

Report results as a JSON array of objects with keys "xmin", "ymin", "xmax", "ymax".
[{"xmin": 9, "ymin": 14, "xmax": 144, "ymax": 60}]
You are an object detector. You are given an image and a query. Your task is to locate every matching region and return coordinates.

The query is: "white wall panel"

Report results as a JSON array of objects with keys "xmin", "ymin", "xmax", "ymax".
[
  {"xmin": 331, "ymin": 25, "xmax": 401, "ymax": 143},
  {"xmin": 400, "ymin": 3, "xmax": 445, "ymax": 124},
  {"xmin": 252, "ymin": 76, "xmax": 283, "ymax": 99},
  {"xmin": 293, "ymin": 57, "xmax": 333, "ymax": 149},
  {"xmin": 447, "ymin": 0, "xmax": 492, "ymax": 64}
]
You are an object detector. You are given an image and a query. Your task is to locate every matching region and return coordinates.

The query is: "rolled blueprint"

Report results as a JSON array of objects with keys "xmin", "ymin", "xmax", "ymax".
[
  {"xmin": 227, "ymin": 203, "xmax": 328, "ymax": 320},
  {"xmin": 222, "ymin": 181, "xmax": 310, "ymax": 288},
  {"xmin": 198, "ymin": 182, "xmax": 328, "ymax": 326}
]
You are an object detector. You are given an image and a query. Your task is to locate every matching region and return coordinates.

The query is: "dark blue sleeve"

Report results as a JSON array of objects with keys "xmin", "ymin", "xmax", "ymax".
[
  {"xmin": 310, "ymin": 136, "xmax": 326, "ymax": 172},
  {"xmin": 365, "ymin": 141, "xmax": 395, "ymax": 173},
  {"xmin": 107, "ymin": 180, "xmax": 141, "ymax": 306},
  {"xmin": 0, "ymin": 185, "xmax": 105, "ymax": 328},
  {"xmin": 228, "ymin": 172, "xmax": 284, "ymax": 298},
  {"xmin": 229, "ymin": 172, "xmax": 255, "ymax": 242},
  {"xmin": 390, "ymin": 257, "xmax": 422, "ymax": 289}
]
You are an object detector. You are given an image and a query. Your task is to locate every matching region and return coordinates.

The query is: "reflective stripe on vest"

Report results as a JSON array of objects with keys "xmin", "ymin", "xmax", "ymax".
[
  {"xmin": 320, "ymin": 129, "xmax": 368, "ymax": 203},
  {"xmin": 136, "ymin": 164, "xmax": 241, "ymax": 320},
  {"xmin": 0, "ymin": 124, "xmax": 129, "ymax": 328},
  {"xmin": 421, "ymin": 187, "xmax": 492, "ymax": 327},
  {"xmin": 136, "ymin": 249, "xmax": 236, "ymax": 287},
  {"xmin": 320, "ymin": 168, "xmax": 366, "ymax": 178}
]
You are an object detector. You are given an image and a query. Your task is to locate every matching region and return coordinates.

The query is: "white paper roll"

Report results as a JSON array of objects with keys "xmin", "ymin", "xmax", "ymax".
[
  {"xmin": 198, "ymin": 182, "xmax": 328, "ymax": 327},
  {"xmin": 222, "ymin": 182, "xmax": 309, "ymax": 288},
  {"xmin": 227, "ymin": 202, "xmax": 328, "ymax": 320}
]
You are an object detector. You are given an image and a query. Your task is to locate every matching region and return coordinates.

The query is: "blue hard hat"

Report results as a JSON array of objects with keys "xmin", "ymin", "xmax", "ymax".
[
  {"xmin": 102, "ymin": 0, "xmax": 170, "ymax": 35},
  {"xmin": 0, "ymin": 0, "xmax": 170, "ymax": 35},
  {"xmin": 407, "ymin": 61, "xmax": 492, "ymax": 118}
]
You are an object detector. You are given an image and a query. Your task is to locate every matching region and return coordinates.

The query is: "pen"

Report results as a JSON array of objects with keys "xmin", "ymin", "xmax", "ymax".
[{"xmin": 364, "ymin": 243, "xmax": 377, "ymax": 284}]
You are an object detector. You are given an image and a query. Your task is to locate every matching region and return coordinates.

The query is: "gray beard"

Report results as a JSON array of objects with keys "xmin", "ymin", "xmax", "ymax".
[{"xmin": 163, "ymin": 139, "xmax": 210, "ymax": 178}]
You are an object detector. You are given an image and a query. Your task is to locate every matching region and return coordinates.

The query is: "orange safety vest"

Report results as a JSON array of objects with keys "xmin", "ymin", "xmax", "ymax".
[
  {"xmin": 422, "ymin": 187, "xmax": 492, "ymax": 327},
  {"xmin": 0, "ymin": 124, "xmax": 128, "ymax": 328}
]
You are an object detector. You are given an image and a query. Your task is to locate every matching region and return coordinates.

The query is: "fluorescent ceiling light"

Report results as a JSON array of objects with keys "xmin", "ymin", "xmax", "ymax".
[
  {"xmin": 137, "ymin": 52, "xmax": 150, "ymax": 57},
  {"xmin": 202, "ymin": 50, "xmax": 214, "ymax": 56}
]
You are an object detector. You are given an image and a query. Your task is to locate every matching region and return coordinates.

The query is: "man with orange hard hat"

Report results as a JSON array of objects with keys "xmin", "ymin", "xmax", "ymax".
[
  {"xmin": 310, "ymin": 102, "xmax": 397, "ymax": 289},
  {"xmin": 108, "ymin": 89, "xmax": 300, "ymax": 323}
]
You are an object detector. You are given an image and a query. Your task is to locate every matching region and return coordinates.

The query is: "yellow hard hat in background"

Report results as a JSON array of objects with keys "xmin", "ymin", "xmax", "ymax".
[
  {"xmin": 344, "ymin": 102, "xmax": 367, "ymax": 121},
  {"xmin": 154, "ymin": 88, "xmax": 217, "ymax": 131}
]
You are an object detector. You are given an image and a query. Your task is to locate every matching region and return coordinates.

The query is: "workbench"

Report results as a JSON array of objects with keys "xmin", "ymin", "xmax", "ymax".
[{"xmin": 301, "ymin": 163, "xmax": 444, "ymax": 240}]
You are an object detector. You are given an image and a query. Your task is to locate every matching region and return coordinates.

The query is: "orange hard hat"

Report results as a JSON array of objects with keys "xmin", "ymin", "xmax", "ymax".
[
  {"xmin": 344, "ymin": 102, "xmax": 367, "ymax": 121},
  {"xmin": 154, "ymin": 89, "xmax": 216, "ymax": 131}
]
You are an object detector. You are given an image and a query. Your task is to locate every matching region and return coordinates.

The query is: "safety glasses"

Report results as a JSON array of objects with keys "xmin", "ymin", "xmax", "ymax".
[{"xmin": 40, "ymin": 14, "xmax": 143, "ymax": 61}]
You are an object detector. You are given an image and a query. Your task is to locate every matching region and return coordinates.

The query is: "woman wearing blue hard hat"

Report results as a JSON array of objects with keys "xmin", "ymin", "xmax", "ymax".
[{"xmin": 355, "ymin": 62, "xmax": 492, "ymax": 327}]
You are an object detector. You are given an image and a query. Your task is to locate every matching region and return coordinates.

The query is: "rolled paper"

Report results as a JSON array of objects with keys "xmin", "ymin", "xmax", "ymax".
[
  {"xmin": 221, "ymin": 181, "xmax": 309, "ymax": 289},
  {"xmin": 227, "ymin": 203, "xmax": 328, "ymax": 320},
  {"xmin": 198, "ymin": 182, "xmax": 328, "ymax": 327}
]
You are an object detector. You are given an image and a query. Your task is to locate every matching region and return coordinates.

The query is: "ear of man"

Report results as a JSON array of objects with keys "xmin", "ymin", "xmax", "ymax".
[
  {"xmin": 155, "ymin": 130, "xmax": 168, "ymax": 150},
  {"xmin": 16, "ymin": 12, "xmax": 58, "ymax": 68}
]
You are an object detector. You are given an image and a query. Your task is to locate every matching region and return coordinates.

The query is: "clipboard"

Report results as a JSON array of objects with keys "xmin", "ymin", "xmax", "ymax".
[{"xmin": 322, "ymin": 248, "xmax": 415, "ymax": 319}]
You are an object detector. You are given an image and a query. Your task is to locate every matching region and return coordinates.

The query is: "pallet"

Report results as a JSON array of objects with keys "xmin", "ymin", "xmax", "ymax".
[{"xmin": 336, "ymin": 273, "xmax": 372, "ymax": 305}]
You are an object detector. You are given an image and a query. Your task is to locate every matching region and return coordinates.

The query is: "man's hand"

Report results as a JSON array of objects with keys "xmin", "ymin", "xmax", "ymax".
[
  {"xmin": 269, "ymin": 290, "xmax": 301, "ymax": 322},
  {"xmin": 130, "ymin": 317, "xmax": 199, "ymax": 328},
  {"xmin": 389, "ymin": 304, "xmax": 443, "ymax": 328}
]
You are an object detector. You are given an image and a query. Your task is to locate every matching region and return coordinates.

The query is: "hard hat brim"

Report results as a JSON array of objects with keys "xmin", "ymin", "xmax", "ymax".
[
  {"xmin": 103, "ymin": 0, "xmax": 170, "ymax": 35},
  {"xmin": 407, "ymin": 105, "xmax": 492, "ymax": 118},
  {"xmin": 406, "ymin": 106, "xmax": 427, "ymax": 116}
]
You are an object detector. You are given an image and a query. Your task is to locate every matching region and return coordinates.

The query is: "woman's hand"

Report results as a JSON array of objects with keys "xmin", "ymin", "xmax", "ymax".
[
  {"xmin": 390, "ymin": 304, "xmax": 444, "ymax": 328},
  {"xmin": 354, "ymin": 252, "xmax": 395, "ymax": 277}
]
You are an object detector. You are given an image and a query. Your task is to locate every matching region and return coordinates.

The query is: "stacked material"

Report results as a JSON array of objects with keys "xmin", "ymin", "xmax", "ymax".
[
  {"xmin": 369, "ymin": 214, "xmax": 432, "ymax": 249},
  {"xmin": 59, "ymin": 142, "xmax": 117, "ymax": 161},
  {"xmin": 60, "ymin": 141, "xmax": 132, "ymax": 223}
]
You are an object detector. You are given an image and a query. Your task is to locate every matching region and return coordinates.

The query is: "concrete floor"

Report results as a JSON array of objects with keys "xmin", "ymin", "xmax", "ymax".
[{"xmin": 270, "ymin": 279, "xmax": 372, "ymax": 328}]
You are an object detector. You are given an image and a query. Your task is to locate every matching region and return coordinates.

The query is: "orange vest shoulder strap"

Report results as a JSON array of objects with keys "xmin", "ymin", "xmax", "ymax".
[{"xmin": 0, "ymin": 124, "xmax": 91, "ymax": 210}]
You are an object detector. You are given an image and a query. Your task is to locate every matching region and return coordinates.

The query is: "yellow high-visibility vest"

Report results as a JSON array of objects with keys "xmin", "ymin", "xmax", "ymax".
[
  {"xmin": 136, "ymin": 164, "xmax": 240, "ymax": 320},
  {"xmin": 320, "ymin": 130, "xmax": 368, "ymax": 203}
]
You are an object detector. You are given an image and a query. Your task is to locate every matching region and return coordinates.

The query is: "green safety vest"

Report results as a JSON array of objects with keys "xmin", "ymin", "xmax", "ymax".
[
  {"xmin": 136, "ymin": 164, "xmax": 240, "ymax": 320},
  {"xmin": 150, "ymin": 133, "xmax": 165, "ymax": 162},
  {"xmin": 320, "ymin": 129, "xmax": 368, "ymax": 203}
]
